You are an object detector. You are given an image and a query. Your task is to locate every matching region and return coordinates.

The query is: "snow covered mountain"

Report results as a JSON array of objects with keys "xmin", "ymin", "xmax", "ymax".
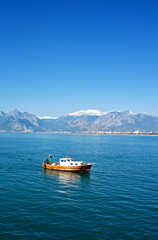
[
  {"xmin": 55, "ymin": 110, "xmax": 158, "ymax": 132},
  {"xmin": 67, "ymin": 110, "xmax": 108, "ymax": 116},
  {"xmin": 0, "ymin": 109, "xmax": 158, "ymax": 132}
]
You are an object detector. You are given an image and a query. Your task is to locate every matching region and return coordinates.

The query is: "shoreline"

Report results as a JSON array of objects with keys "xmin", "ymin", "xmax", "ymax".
[{"xmin": 0, "ymin": 131, "xmax": 158, "ymax": 136}]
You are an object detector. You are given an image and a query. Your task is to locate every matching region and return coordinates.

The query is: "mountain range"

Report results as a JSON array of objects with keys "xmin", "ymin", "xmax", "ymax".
[{"xmin": 0, "ymin": 109, "xmax": 158, "ymax": 133}]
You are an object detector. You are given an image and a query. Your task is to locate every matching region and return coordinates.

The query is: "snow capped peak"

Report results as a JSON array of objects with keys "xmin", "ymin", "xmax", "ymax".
[
  {"xmin": 67, "ymin": 109, "xmax": 109, "ymax": 116},
  {"xmin": 38, "ymin": 116, "xmax": 57, "ymax": 119}
]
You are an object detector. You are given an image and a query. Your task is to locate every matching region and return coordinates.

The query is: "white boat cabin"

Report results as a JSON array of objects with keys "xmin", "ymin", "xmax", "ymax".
[{"xmin": 59, "ymin": 157, "xmax": 84, "ymax": 166}]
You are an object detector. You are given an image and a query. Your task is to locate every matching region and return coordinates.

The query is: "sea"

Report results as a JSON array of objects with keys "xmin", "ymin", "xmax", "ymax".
[{"xmin": 0, "ymin": 133, "xmax": 158, "ymax": 240}]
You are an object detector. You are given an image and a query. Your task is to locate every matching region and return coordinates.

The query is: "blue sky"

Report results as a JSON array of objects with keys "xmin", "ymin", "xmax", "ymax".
[{"xmin": 0, "ymin": 0, "xmax": 158, "ymax": 117}]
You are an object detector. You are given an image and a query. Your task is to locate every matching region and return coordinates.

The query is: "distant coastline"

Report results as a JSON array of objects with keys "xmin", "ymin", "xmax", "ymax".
[{"xmin": 0, "ymin": 130, "xmax": 158, "ymax": 136}]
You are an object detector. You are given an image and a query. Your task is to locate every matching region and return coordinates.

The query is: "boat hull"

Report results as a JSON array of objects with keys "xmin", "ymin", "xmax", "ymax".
[{"xmin": 42, "ymin": 163, "xmax": 92, "ymax": 172}]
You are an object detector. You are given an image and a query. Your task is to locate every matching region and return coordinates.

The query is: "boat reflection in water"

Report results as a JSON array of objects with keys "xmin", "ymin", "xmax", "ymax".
[{"xmin": 42, "ymin": 168, "xmax": 90, "ymax": 185}]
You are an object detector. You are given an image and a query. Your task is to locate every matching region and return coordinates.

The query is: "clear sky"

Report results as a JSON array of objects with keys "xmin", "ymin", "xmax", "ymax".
[{"xmin": 0, "ymin": 0, "xmax": 158, "ymax": 117}]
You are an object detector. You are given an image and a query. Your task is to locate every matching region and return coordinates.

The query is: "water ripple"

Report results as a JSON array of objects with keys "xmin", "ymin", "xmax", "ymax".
[{"xmin": 0, "ymin": 133, "xmax": 158, "ymax": 239}]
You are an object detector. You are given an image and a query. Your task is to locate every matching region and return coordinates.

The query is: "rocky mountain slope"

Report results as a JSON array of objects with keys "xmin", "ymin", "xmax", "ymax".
[
  {"xmin": 0, "ymin": 109, "xmax": 41, "ymax": 132},
  {"xmin": 0, "ymin": 109, "xmax": 158, "ymax": 132}
]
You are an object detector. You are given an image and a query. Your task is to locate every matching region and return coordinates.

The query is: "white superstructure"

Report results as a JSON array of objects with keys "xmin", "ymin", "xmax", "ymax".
[{"xmin": 59, "ymin": 157, "xmax": 85, "ymax": 166}]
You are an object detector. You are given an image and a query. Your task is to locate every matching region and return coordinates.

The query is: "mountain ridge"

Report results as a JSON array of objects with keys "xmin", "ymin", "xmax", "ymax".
[{"xmin": 0, "ymin": 109, "xmax": 158, "ymax": 133}]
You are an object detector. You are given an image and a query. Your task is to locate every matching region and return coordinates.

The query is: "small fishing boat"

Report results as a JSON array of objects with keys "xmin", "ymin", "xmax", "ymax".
[{"xmin": 42, "ymin": 155, "xmax": 93, "ymax": 172}]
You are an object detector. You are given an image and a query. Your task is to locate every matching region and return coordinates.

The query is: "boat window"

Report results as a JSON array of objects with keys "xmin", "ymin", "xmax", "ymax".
[
  {"xmin": 75, "ymin": 163, "xmax": 78, "ymax": 165},
  {"xmin": 68, "ymin": 160, "xmax": 70, "ymax": 162},
  {"xmin": 70, "ymin": 163, "xmax": 73, "ymax": 165},
  {"xmin": 61, "ymin": 160, "xmax": 63, "ymax": 162}
]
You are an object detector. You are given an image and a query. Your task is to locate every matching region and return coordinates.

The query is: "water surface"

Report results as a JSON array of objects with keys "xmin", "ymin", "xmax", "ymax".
[{"xmin": 0, "ymin": 133, "xmax": 158, "ymax": 239}]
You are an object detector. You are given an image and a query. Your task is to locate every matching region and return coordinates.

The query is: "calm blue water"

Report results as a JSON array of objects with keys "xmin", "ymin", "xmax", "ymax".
[{"xmin": 0, "ymin": 133, "xmax": 158, "ymax": 240}]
